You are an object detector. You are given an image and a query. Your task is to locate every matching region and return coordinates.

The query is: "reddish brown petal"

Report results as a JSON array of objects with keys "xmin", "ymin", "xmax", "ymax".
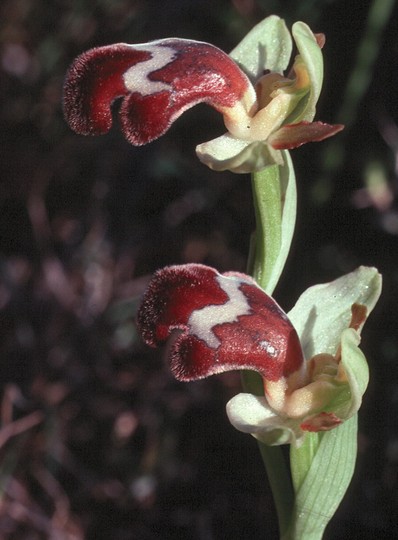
[
  {"xmin": 63, "ymin": 39, "xmax": 251, "ymax": 145},
  {"xmin": 137, "ymin": 264, "xmax": 304, "ymax": 383},
  {"xmin": 63, "ymin": 44, "xmax": 151, "ymax": 136},
  {"xmin": 138, "ymin": 264, "xmax": 228, "ymax": 345},
  {"xmin": 349, "ymin": 303, "xmax": 367, "ymax": 332},
  {"xmin": 315, "ymin": 33, "xmax": 326, "ymax": 48},
  {"xmin": 269, "ymin": 121, "xmax": 344, "ymax": 150},
  {"xmin": 300, "ymin": 412, "xmax": 342, "ymax": 432}
]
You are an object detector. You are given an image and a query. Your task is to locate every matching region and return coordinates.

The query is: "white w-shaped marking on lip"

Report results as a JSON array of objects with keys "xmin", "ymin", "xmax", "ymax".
[
  {"xmin": 123, "ymin": 43, "xmax": 176, "ymax": 96},
  {"xmin": 187, "ymin": 275, "xmax": 251, "ymax": 348}
]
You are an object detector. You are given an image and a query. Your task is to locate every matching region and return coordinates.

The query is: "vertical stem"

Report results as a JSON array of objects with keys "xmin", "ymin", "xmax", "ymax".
[
  {"xmin": 241, "ymin": 372, "xmax": 294, "ymax": 537},
  {"xmin": 243, "ymin": 160, "xmax": 297, "ymax": 537},
  {"xmin": 259, "ymin": 445, "xmax": 295, "ymax": 538}
]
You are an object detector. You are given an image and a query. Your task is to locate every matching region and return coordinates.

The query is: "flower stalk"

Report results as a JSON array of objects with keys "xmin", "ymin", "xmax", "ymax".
[{"xmin": 245, "ymin": 154, "xmax": 297, "ymax": 537}]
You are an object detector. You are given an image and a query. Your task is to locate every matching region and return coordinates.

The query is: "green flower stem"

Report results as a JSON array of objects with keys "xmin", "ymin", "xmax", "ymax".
[
  {"xmin": 259, "ymin": 444, "xmax": 295, "ymax": 537},
  {"xmin": 241, "ymin": 371, "xmax": 294, "ymax": 539},
  {"xmin": 242, "ymin": 371, "xmax": 294, "ymax": 538},
  {"xmin": 243, "ymin": 158, "xmax": 297, "ymax": 537}
]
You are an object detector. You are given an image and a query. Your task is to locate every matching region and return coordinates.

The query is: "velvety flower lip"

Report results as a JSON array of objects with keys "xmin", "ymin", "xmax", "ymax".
[
  {"xmin": 63, "ymin": 39, "xmax": 256, "ymax": 146},
  {"xmin": 63, "ymin": 16, "xmax": 343, "ymax": 173},
  {"xmin": 137, "ymin": 264, "xmax": 382, "ymax": 446},
  {"xmin": 137, "ymin": 263, "xmax": 305, "ymax": 392}
]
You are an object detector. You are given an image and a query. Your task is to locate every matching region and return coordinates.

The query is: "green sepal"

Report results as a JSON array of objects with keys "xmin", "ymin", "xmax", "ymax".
[
  {"xmin": 288, "ymin": 266, "xmax": 382, "ymax": 358},
  {"xmin": 230, "ymin": 15, "xmax": 293, "ymax": 80}
]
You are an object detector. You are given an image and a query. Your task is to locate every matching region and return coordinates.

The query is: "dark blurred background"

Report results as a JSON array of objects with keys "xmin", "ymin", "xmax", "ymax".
[{"xmin": 0, "ymin": 0, "xmax": 397, "ymax": 538}]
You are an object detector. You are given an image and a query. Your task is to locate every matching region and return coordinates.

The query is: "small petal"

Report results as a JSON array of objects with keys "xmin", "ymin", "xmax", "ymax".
[
  {"xmin": 64, "ymin": 39, "xmax": 255, "ymax": 146},
  {"xmin": 291, "ymin": 326, "xmax": 369, "ymax": 426},
  {"xmin": 196, "ymin": 133, "xmax": 283, "ymax": 173},
  {"xmin": 314, "ymin": 33, "xmax": 326, "ymax": 49},
  {"xmin": 300, "ymin": 411, "xmax": 342, "ymax": 432},
  {"xmin": 137, "ymin": 264, "xmax": 304, "ymax": 382},
  {"xmin": 335, "ymin": 327, "xmax": 369, "ymax": 419},
  {"xmin": 268, "ymin": 121, "xmax": 344, "ymax": 150},
  {"xmin": 290, "ymin": 21, "xmax": 324, "ymax": 123}
]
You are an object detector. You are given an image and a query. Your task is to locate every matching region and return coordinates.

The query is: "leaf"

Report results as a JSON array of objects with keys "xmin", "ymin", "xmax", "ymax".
[
  {"xmin": 288, "ymin": 415, "xmax": 358, "ymax": 540},
  {"xmin": 274, "ymin": 151, "xmax": 298, "ymax": 294},
  {"xmin": 252, "ymin": 150, "xmax": 297, "ymax": 294}
]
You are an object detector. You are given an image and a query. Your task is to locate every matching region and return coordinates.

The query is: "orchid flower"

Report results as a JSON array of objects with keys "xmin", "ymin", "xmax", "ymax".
[
  {"xmin": 137, "ymin": 264, "xmax": 381, "ymax": 446},
  {"xmin": 63, "ymin": 16, "xmax": 343, "ymax": 173}
]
